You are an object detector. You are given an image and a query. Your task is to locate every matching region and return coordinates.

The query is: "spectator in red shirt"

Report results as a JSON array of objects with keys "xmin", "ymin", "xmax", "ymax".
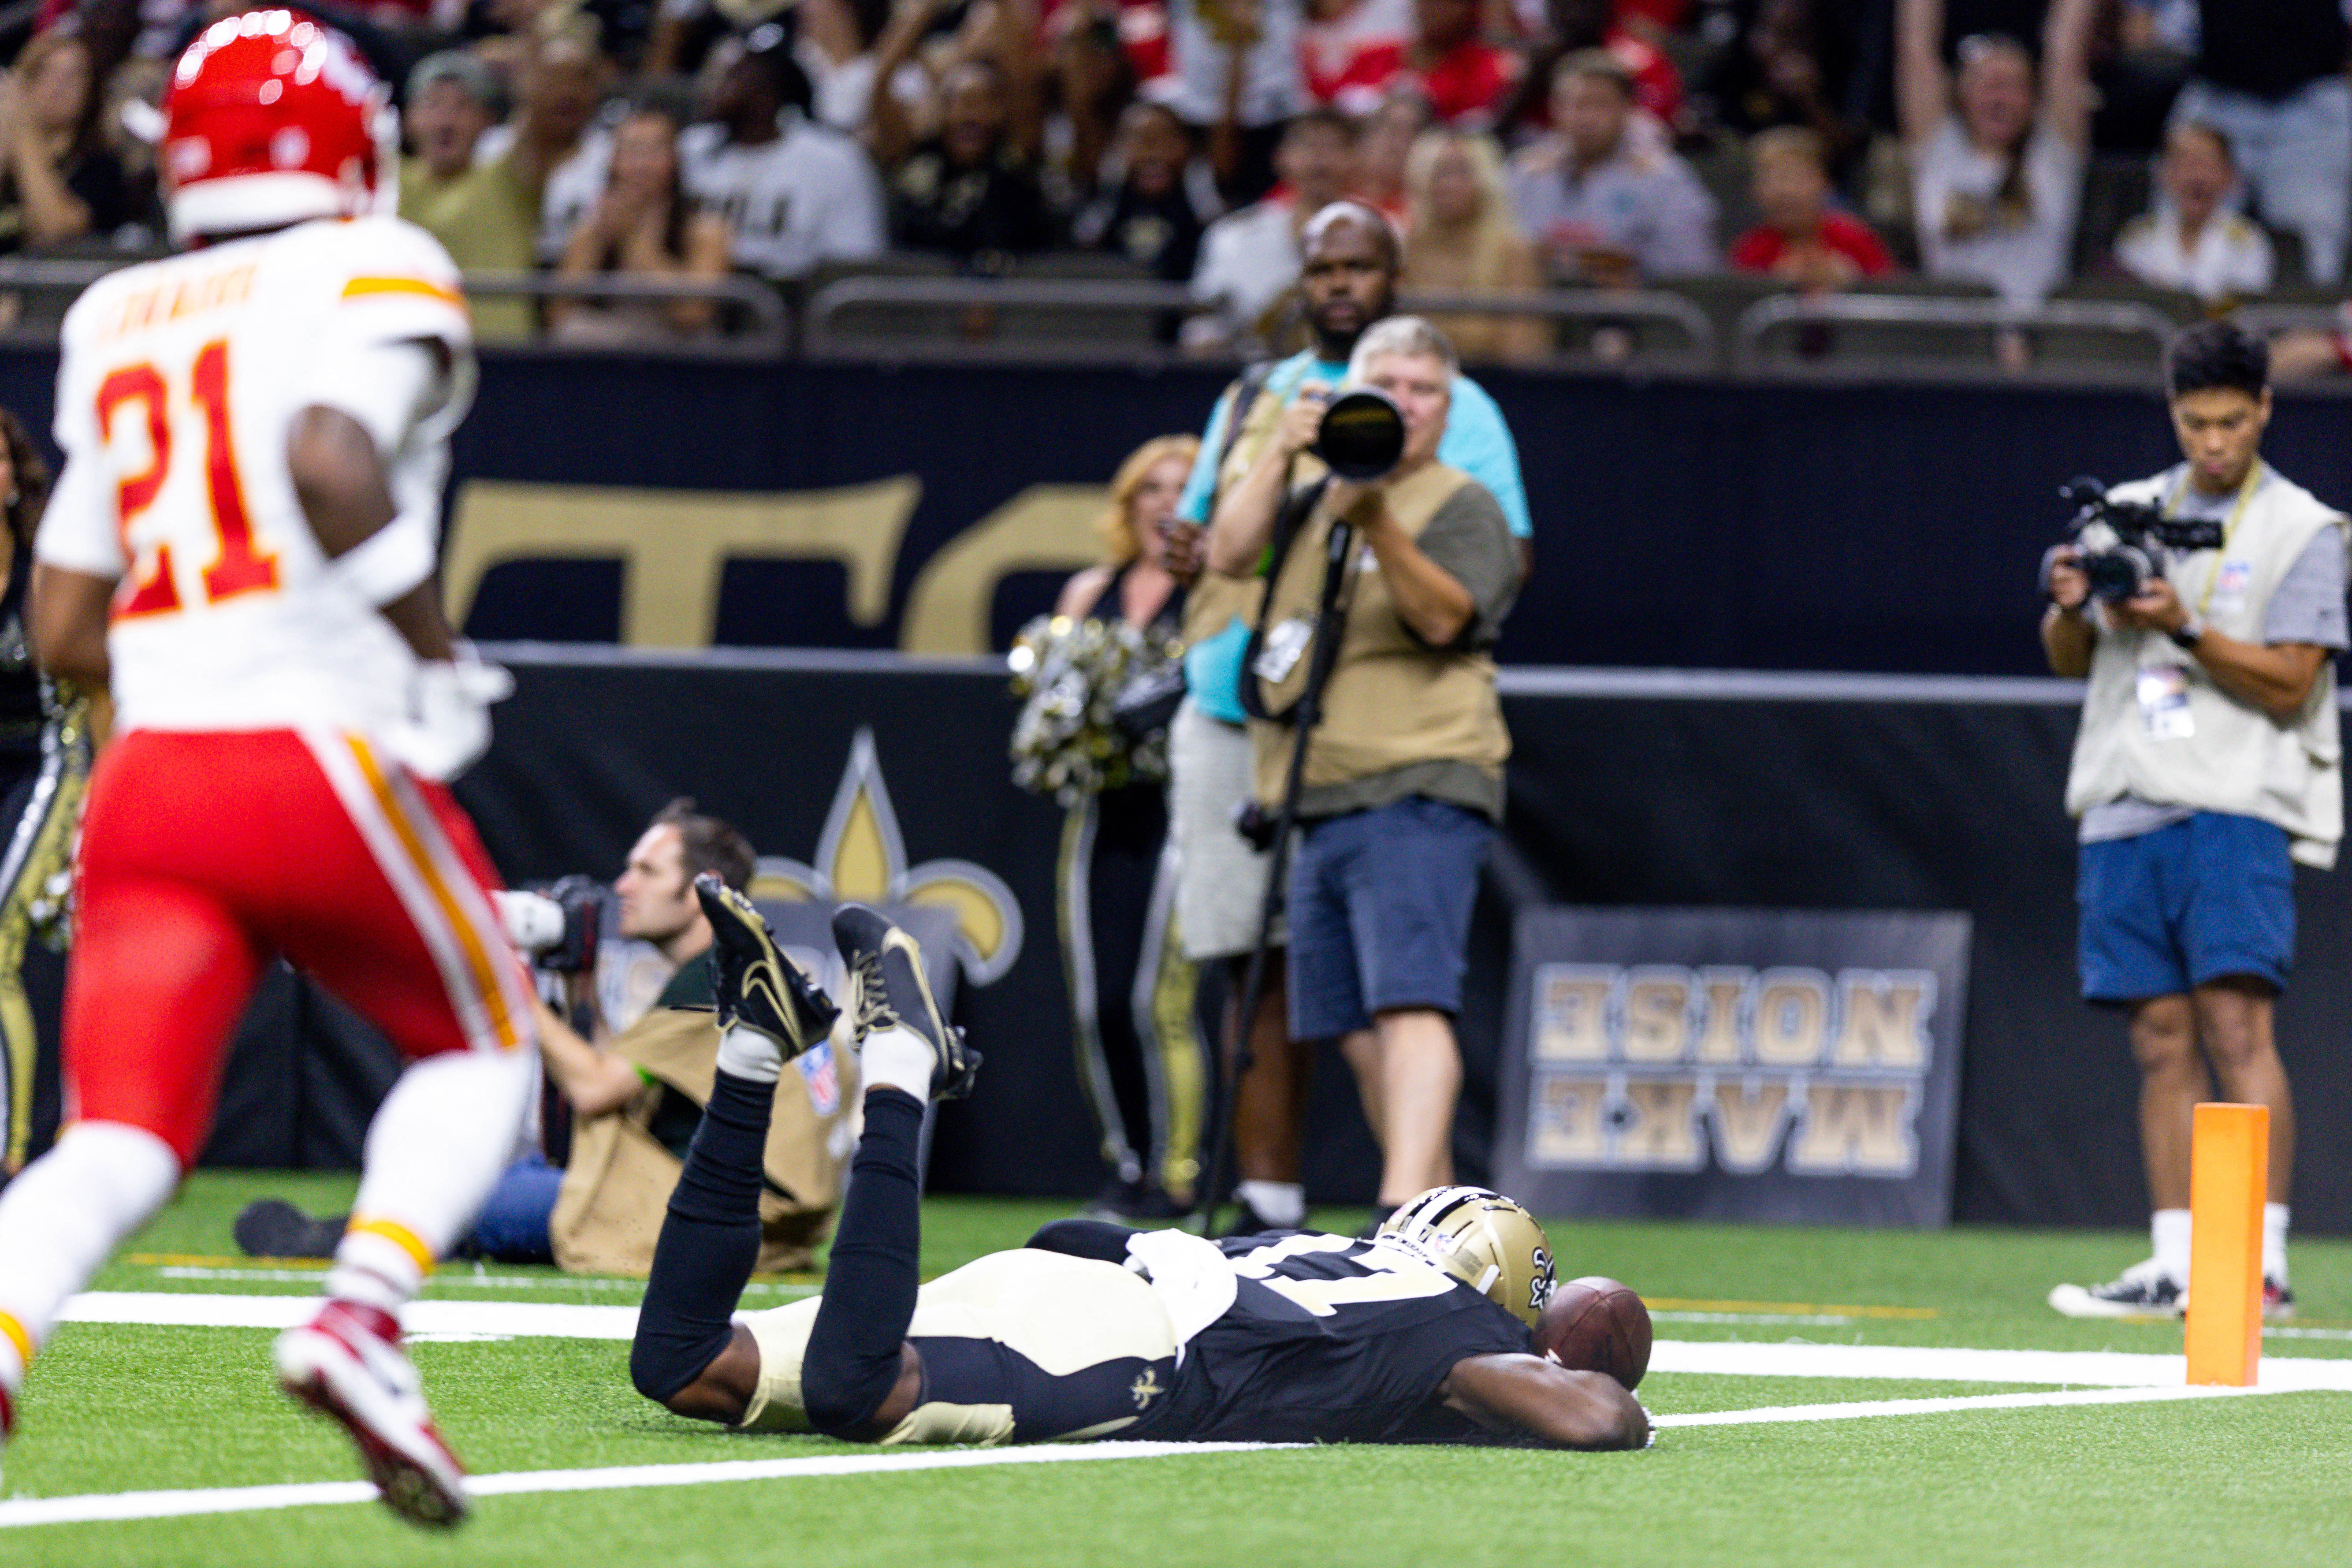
[
  {"xmin": 1300, "ymin": 0, "xmax": 1411, "ymax": 113},
  {"xmin": 1727, "ymin": 126, "xmax": 1894, "ymax": 289},
  {"xmin": 1405, "ymin": 0, "xmax": 1522, "ymax": 127},
  {"xmin": 1496, "ymin": 0, "xmax": 1681, "ymax": 137}
]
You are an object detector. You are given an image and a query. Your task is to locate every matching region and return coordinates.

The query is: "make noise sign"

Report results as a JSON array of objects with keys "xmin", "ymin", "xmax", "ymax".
[{"xmin": 1492, "ymin": 908, "xmax": 1971, "ymax": 1228}]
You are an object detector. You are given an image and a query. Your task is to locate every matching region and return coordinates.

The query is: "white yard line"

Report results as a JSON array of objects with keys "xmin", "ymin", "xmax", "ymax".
[
  {"xmin": 15, "ymin": 1296, "xmax": 2352, "ymax": 1531},
  {"xmin": 61, "ymin": 1294, "xmax": 2352, "ymax": 1389},
  {"xmin": 0, "ymin": 1443, "xmax": 1298, "ymax": 1530},
  {"xmin": 63, "ymin": 1292, "xmax": 640, "ymax": 1339},
  {"xmin": 1651, "ymin": 1383, "xmax": 2268, "ymax": 1428},
  {"xmin": 1651, "ymin": 1311, "xmax": 1857, "ymax": 1327},
  {"xmin": 148, "ymin": 1267, "xmax": 816, "ymax": 1297},
  {"xmin": 1650, "ymin": 1338, "xmax": 2352, "ymax": 1389}
]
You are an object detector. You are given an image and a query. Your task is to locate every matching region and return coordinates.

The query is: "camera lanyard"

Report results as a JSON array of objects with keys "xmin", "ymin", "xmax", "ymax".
[{"xmin": 2161, "ymin": 460, "xmax": 2264, "ymax": 617}]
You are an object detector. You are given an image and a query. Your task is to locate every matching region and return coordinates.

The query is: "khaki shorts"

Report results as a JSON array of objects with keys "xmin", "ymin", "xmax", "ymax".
[
  {"xmin": 1168, "ymin": 697, "xmax": 1281, "ymax": 962},
  {"xmin": 737, "ymin": 1250, "xmax": 1178, "ymax": 1444}
]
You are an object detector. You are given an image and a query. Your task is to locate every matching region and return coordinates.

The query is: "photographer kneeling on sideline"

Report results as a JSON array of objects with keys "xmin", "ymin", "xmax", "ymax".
[
  {"xmin": 235, "ymin": 801, "xmax": 852, "ymax": 1273},
  {"xmin": 1208, "ymin": 316, "xmax": 1521, "ymax": 1223},
  {"xmin": 2044, "ymin": 321, "xmax": 2348, "ymax": 1320}
]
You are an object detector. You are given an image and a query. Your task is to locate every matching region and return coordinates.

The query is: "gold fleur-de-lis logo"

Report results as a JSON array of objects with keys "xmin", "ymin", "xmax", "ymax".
[
  {"xmin": 1129, "ymin": 1367, "xmax": 1164, "ymax": 1409},
  {"xmin": 751, "ymin": 727, "xmax": 1024, "ymax": 985}
]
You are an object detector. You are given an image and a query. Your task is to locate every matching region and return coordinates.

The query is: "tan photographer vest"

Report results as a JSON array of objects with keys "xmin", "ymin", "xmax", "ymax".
[
  {"xmin": 2066, "ymin": 462, "xmax": 2348, "ymax": 868},
  {"xmin": 1247, "ymin": 461, "xmax": 1510, "ymax": 810},
  {"xmin": 548, "ymin": 956, "xmax": 853, "ymax": 1275}
]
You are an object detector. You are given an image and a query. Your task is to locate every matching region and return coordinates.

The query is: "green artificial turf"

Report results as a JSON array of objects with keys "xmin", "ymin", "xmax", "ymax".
[{"xmin": 6, "ymin": 1172, "xmax": 2349, "ymax": 1567}]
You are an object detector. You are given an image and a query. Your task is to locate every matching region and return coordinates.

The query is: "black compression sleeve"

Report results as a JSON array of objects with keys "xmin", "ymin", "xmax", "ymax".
[
  {"xmin": 801, "ymin": 1086, "xmax": 926, "ymax": 1437},
  {"xmin": 629, "ymin": 1066, "xmax": 774, "ymax": 1404}
]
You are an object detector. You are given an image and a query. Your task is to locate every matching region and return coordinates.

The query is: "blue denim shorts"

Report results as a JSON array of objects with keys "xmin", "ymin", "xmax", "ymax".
[
  {"xmin": 1286, "ymin": 795, "xmax": 1495, "ymax": 1041},
  {"xmin": 2077, "ymin": 811, "xmax": 2296, "ymax": 1002}
]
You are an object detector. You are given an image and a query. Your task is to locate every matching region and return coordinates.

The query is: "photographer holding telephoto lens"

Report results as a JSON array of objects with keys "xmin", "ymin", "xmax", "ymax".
[
  {"xmin": 2043, "ymin": 321, "xmax": 2349, "ymax": 1321},
  {"xmin": 1206, "ymin": 315, "xmax": 1522, "ymax": 1223}
]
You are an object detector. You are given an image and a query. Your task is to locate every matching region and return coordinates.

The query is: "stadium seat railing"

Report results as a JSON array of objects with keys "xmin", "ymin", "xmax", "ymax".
[
  {"xmin": 1735, "ymin": 292, "xmax": 2179, "ymax": 375},
  {"xmin": 0, "ymin": 252, "xmax": 2337, "ymax": 387},
  {"xmin": 802, "ymin": 275, "xmax": 1717, "ymax": 367},
  {"xmin": 0, "ymin": 257, "xmax": 791, "ymax": 355},
  {"xmin": 2232, "ymin": 303, "xmax": 2345, "ymax": 341}
]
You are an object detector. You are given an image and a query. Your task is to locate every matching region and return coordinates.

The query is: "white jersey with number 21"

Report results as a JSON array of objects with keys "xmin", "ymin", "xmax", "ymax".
[{"xmin": 35, "ymin": 214, "xmax": 474, "ymax": 739}]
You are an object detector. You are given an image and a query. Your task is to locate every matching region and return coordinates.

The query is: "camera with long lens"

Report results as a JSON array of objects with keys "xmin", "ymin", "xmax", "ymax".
[
  {"xmin": 1313, "ymin": 389, "xmax": 1407, "ymax": 482},
  {"xmin": 492, "ymin": 874, "xmax": 603, "ymax": 973},
  {"xmin": 2059, "ymin": 476, "xmax": 2225, "ymax": 603}
]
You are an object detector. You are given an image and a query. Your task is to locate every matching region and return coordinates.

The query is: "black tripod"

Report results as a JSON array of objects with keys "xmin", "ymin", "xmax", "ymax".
[{"xmin": 1195, "ymin": 503, "xmax": 1357, "ymax": 1240}]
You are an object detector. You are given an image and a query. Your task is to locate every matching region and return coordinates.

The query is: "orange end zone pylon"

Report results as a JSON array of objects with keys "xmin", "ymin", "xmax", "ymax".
[{"xmin": 2185, "ymin": 1102, "xmax": 2267, "ymax": 1387}]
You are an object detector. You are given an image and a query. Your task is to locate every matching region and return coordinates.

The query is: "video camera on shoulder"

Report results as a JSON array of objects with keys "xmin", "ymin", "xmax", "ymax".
[
  {"xmin": 2059, "ymin": 477, "xmax": 2225, "ymax": 602},
  {"xmin": 492, "ymin": 875, "xmax": 603, "ymax": 974}
]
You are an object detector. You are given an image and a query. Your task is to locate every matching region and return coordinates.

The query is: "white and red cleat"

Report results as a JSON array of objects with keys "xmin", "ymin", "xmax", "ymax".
[{"xmin": 275, "ymin": 1300, "xmax": 471, "ymax": 1529}]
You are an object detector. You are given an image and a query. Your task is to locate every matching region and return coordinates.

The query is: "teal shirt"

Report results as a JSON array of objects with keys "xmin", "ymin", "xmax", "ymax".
[{"xmin": 1175, "ymin": 349, "xmax": 1530, "ymax": 723}]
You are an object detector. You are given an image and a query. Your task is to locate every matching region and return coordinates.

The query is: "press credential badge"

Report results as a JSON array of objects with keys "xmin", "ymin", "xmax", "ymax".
[{"xmin": 2138, "ymin": 664, "xmax": 2196, "ymax": 740}]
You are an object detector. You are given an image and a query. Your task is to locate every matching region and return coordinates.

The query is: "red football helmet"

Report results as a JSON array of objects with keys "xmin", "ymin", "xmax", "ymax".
[{"xmin": 161, "ymin": 9, "xmax": 396, "ymax": 241}]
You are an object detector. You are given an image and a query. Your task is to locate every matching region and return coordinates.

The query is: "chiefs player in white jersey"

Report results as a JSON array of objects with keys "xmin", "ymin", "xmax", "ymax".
[{"xmin": 0, "ymin": 10, "xmax": 537, "ymax": 1529}]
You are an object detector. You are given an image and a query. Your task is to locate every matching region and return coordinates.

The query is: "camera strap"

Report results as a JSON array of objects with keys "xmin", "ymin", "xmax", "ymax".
[
  {"xmin": 2162, "ymin": 461, "xmax": 2264, "ymax": 616},
  {"xmin": 1239, "ymin": 478, "xmax": 1344, "ymax": 725}
]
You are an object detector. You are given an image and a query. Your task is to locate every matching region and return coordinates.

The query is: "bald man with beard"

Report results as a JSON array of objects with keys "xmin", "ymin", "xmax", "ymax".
[{"xmin": 1158, "ymin": 201, "xmax": 1530, "ymax": 1237}]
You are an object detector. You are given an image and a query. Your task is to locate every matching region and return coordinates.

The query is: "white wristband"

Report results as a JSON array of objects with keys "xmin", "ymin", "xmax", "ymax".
[{"xmin": 331, "ymin": 509, "xmax": 436, "ymax": 606}]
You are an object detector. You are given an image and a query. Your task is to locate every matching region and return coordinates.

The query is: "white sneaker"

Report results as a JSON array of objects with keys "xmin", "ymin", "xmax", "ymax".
[
  {"xmin": 275, "ymin": 1299, "xmax": 471, "ymax": 1528},
  {"xmin": 2048, "ymin": 1257, "xmax": 2185, "ymax": 1319}
]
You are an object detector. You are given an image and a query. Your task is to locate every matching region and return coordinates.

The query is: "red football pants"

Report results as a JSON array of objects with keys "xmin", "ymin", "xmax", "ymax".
[{"xmin": 66, "ymin": 728, "xmax": 534, "ymax": 1166}]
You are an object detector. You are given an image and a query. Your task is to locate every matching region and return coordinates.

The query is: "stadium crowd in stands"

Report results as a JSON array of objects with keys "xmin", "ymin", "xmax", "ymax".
[{"xmin": 0, "ymin": 0, "xmax": 2350, "ymax": 361}]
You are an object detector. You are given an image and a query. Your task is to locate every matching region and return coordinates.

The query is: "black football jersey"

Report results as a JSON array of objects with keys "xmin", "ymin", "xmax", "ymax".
[{"xmin": 1139, "ymin": 1232, "xmax": 1533, "ymax": 1445}]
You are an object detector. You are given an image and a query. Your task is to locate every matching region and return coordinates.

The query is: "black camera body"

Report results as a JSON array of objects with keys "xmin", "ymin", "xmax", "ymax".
[
  {"xmin": 509, "ymin": 874, "xmax": 604, "ymax": 974},
  {"xmin": 2059, "ymin": 477, "xmax": 2225, "ymax": 602}
]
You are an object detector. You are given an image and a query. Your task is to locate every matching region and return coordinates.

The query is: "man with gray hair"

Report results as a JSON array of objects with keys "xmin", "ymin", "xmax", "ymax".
[
  {"xmin": 398, "ymin": 51, "xmax": 535, "ymax": 339},
  {"xmin": 1161, "ymin": 201, "xmax": 1530, "ymax": 1234},
  {"xmin": 1206, "ymin": 314, "xmax": 1521, "ymax": 1225}
]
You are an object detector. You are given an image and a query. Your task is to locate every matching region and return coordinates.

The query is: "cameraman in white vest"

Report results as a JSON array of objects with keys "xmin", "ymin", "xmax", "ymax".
[{"xmin": 2044, "ymin": 322, "xmax": 2347, "ymax": 1320}]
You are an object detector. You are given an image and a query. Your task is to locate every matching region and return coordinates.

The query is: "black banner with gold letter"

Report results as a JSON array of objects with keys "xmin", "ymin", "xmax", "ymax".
[{"xmin": 1493, "ymin": 907, "xmax": 1970, "ymax": 1228}]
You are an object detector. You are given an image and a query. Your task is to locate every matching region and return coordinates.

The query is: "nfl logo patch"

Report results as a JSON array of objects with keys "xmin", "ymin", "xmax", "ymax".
[{"xmin": 797, "ymin": 1040, "xmax": 840, "ymax": 1117}]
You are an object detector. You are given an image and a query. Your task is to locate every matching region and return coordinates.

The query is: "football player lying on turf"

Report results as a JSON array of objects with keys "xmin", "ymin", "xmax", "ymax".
[{"xmin": 627, "ymin": 879, "xmax": 1651, "ymax": 1450}]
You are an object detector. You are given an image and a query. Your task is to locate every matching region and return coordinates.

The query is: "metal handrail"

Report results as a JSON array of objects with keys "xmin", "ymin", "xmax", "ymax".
[
  {"xmin": 807, "ymin": 275, "xmax": 1717, "ymax": 361},
  {"xmin": 1736, "ymin": 293, "xmax": 2177, "ymax": 368},
  {"xmin": 1398, "ymin": 287, "xmax": 1716, "ymax": 360},
  {"xmin": 0, "ymin": 257, "xmax": 788, "ymax": 343},
  {"xmin": 2232, "ymin": 303, "xmax": 2344, "ymax": 338},
  {"xmin": 464, "ymin": 270, "xmax": 789, "ymax": 335},
  {"xmin": 805, "ymin": 274, "xmax": 1207, "ymax": 355},
  {"xmin": 0, "ymin": 257, "xmax": 137, "ymax": 288}
]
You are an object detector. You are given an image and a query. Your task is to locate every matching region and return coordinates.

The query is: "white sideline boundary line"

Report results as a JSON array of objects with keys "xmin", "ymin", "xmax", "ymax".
[
  {"xmin": 4, "ymin": 1383, "xmax": 2334, "ymax": 1530},
  {"xmin": 18, "ymin": 1292, "xmax": 2352, "ymax": 1531},
  {"xmin": 0, "ymin": 1443, "xmax": 1296, "ymax": 1530}
]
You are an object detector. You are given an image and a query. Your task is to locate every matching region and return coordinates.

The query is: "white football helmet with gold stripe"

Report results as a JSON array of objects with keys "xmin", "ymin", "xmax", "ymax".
[{"xmin": 1377, "ymin": 1186, "xmax": 1557, "ymax": 1329}]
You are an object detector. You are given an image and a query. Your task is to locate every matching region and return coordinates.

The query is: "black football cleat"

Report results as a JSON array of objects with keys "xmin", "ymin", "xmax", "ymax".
[
  {"xmin": 235, "ymin": 1199, "xmax": 346, "ymax": 1260},
  {"xmin": 2047, "ymin": 1258, "xmax": 2183, "ymax": 1318},
  {"xmin": 693, "ymin": 874, "xmax": 839, "ymax": 1059},
  {"xmin": 830, "ymin": 903, "xmax": 980, "ymax": 1101}
]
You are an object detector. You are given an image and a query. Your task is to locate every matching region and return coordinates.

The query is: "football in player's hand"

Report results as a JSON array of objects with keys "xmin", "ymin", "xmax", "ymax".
[{"xmin": 1535, "ymin": 1276, "xmax": 1651, "ymax": 1391}]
